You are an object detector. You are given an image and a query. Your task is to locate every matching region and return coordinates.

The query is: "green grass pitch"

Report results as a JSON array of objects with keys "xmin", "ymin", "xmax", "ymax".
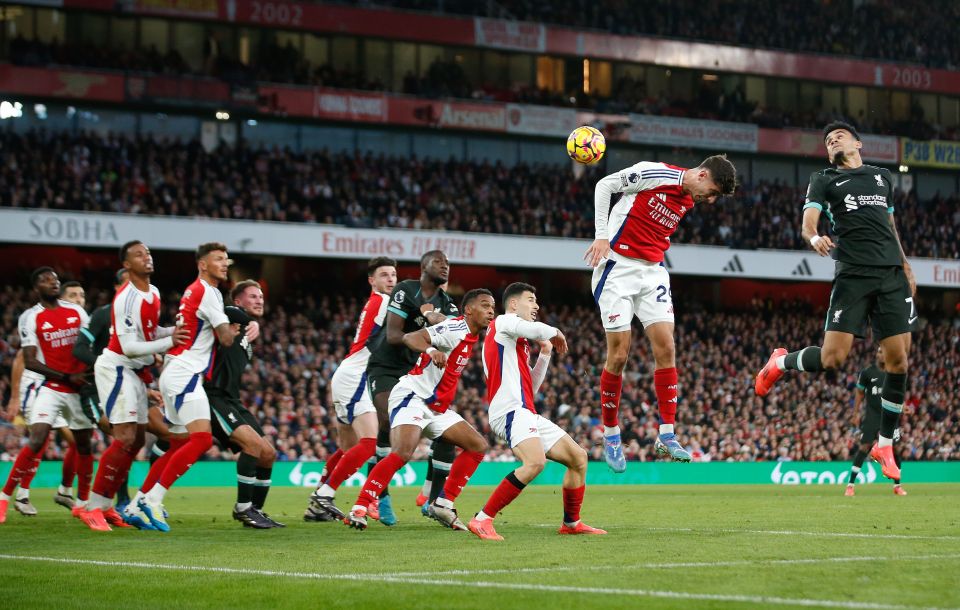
[{"xmin": 2, "ymin": 484, "xmax": 958, "ymax": 609}]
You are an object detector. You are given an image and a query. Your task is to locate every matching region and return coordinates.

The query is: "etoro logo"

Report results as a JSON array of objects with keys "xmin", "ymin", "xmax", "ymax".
[{"xmin": 770, "ymin": 461, "xmax": 877, "ymax": 485}]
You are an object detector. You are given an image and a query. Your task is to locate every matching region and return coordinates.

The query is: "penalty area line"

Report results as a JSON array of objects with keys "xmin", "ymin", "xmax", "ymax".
[{"xmin": 0, "ymin": 554, "xmax": 954, "ymax": 610}]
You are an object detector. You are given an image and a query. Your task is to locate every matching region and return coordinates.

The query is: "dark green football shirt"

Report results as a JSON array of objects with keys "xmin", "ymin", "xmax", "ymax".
[
  {"xmin": 76, "ymin": 303, "xmax": 112, "ymax": 398},
  {"xmin": 366, "ymin": 279, "xmax": 458, "ymax": 375},
  {"xmin": 856, "ymin": 364, "xmax": 885, "ymax": 418},
  {"xmin": 804, "ymin": 165, "xmax": 901, "ymax": 267},
  {"xmin": 205, "ymin": 331, "xmax": 254, "ymax": 399}
]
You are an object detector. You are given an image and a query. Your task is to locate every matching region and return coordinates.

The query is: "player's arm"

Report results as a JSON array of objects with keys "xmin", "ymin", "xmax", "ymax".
[
  {"xmin": 384, "ymin": 310, "xmax": 406, "ymax": 346},
  {"xmin": 385, "ymin": 283, "xmax": 418, "ymax": 344},
  {"xmin": 585, "ymin": 162, "xmax": 664, "ymax": 267},
  {"xmin": 3, "ymin": 350, "xmax": 25, "ymax": 420},
  {"xmin": 22, "ymin": 345, "xmax": 86, "ymax": 387},
  {"xmin": 73, "ymin": 306, "xmax": 108, "ymax": 366},
  {"xmin": 532, "ymin": 340, "xmax": 552, "ymax": 392},
  {"xmin": 500, "ymin": 315, "xmax": 568, "ymax": 355},
  {"xmin": 402, "ymin": 328, "xmax": 447, "ymax": 368},
  {"xmin": 802, "ymin": 173, "xmax": 835, "ymax": 256},
  {"xmin": 886, "ymin": 212, "xmax": 916, "ymax": 297}
]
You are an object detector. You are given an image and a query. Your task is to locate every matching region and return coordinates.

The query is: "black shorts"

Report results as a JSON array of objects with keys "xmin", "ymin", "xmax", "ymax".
[
  {"xmin": 209, "ymin": 394, "xmax": 263, "ymax": 453},
  {"xmin": 824, "ymin": 263, "xmax": 917, "ymax": 340},
  {"xmin": 365, "ymin": 366, "xmax": 403, "ymax": 407}
]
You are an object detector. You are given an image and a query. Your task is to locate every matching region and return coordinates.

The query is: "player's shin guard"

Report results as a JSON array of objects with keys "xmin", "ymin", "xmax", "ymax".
[
  {"xmin": 75, "ymin": 453, "xmax": 94, "ymax": 503},
  {"xmin": 156, "ymin": 432, "xmax": 212, "ymax": 491},
  {"xmin": 879, "ymin": 373, "xmax": 906, "ymax": 446},
  {"xmin": 2, "ymin": 444, "xmax": 42, "ymax": 496},
  {"xmin": 140, "ymin": 437, "xmax": 187, "ymax": 493},
  {"xmin": 17, "ymin": 436, "xmax": 50, "ymax": 491},
  {"xmin": 236, "ymin": 452, "xmax": 258, "ymax": 507},
  {"xmin": 327, "ymin": 438, "xmax": 376, "ymax": 490},
  {"xmin": 320, "ymin": 449, "xmax": 343, "ymax": 486},
  {"xmin": 654, "ymin": 367, "xmax": 678, "ymax": 434},
  {"xmin": 357, "ymin": 452, "xmax": 405, "ymax": 509},
  {"xmin": 429, "ymin": 440, "xmax": 455, "ymax": 503},
  {"xmin": 252, "ymin": 466, "xmax": 272, "ymax": 510},
  {"xmin": 481, "ymin": 471, "xmax": 526, "ymax": 518},
  {"xmin": 438, "ymin": 450, "xmax": 483, "ymax": 502},
  {"xmin": 562, "ymin": 485, "xmax": 586, "ymax": 526},
  {"xmin": 61, "ymin": 443, "xmax": 78, "ymax": 488},
  {"xmin": 600, "ymin": 369, "xmax": 622, "ymax": 429},
  {"xmin": 783, "ymin": 346, "xmax": 824, "ymax": 372}
]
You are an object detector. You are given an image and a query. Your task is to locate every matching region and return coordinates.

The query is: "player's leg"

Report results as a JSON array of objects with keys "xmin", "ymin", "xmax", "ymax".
[
  {"xmin": 643, "ymin": 321, "xmax": 691, "ymax": 462},
  {"xmin": 546, "ymin": 433, "xmax": 606, "ymax": 535},
  {"xmin": 0, "ymin": 421, "xmax": 51, "ymax": 523},
  {"xmin": 871, "ymin": 332, "xmax": 910, "ymax": 481},
  {"xmin": 224, "ymin": 423, "xmax": 274, "ymax": 529},
  {"xmin": 367, "ymin": 372, "xmax": 400, "ymax": 524},
  {"xmin": 892, "ymin": 434, "xmax": 906, "ymax": 495},
  {"xmin": 58, "ymin": 427, "xmax": 77, "ymax": 506},
  {"xmin": 416, "ymin": 446, "xmax": 433, "ymax": 508},
  {"xmin": 310, "ymin": 413, "xmax": 377, "ymax": 521},
  {"xmin": 13, "ymin": 426, "xmax": 55, "ymax": 515},
  {"xmin": 426, "ymin": 439, "xmax": 454, "ymax": 507},
  {"xmin": 70, "ymin": 427, "xmax": 95, "ymax": 516},
  {"xmin": 429, "ymin": 417, "xmax": 487, "ymax": 530},
  {"xmin": 470, "ymin": 435, "xmax": 543, "ymax": 541},
  {"xmin": 846, "ymin": 438, "xmax": 873, "ymax": 496}
]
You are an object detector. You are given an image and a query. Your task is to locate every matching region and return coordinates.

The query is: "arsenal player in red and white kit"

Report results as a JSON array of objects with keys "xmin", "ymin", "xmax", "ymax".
[
  {"xmin": 136, "ymin": 242, "xmax": 257, "ymax": 532},
  {"xmin": 469, "ymin": 282, "xmax": 605, "ymax": 541},
  {"xmin": 80, "ymin": 241, "xmax": 187, "ymax": 531},
  {"xmin": 0, "ymin": 267, "xmax": 91, "ymax": 524},
  {"xmin": 584, "ymin": 156, "xmax": 737, "ymax": 472},
  {"xmin": 305, "ymin": 257, "xmax": 396, "ymax": 522}
]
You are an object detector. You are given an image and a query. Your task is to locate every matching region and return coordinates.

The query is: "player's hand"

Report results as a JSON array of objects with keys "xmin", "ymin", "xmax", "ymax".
[
  {"xmin": 810, "ymin": 234, "xmax": 835, "ymax": 257},
  {"xmin": 549, "ymin": 330, "xmax": 568, "ymax": 355},
  {"xmin": 2, "ymin": 398, "xmax": 19, "ymax": 422},
  {"xmin": 171, "ymin": 324, "xmax": 190, "ymax": 347},
  {"xmin": 537, "ymin": 339, "xmax": 553, "ymax": 355},
  {"xmin": 67, "ymin": 373, "xmax": 88, "ymax": 387},
  {"xmin": 228, "ymin": 323, "xmax": 242, "ymax": 340},
  {"xmin": 430, "ymin": 350, "xmax": 448, "ymax": 369},
  {"xmin": 245, "ymin": 321, "xmax": 260, "ymax": 343},
  {"xmin": 420, "ymin": 303, "xmax": 436, "ymax": 315},
  {"xmin": 903, "ymin": 263, "xmax": 917, "ymax": 297},
  {"xmin": 584, "ymin": 239, "xmax": 610, "ymax": 268},
  {"xmin": 147, "ymin": 389, "xmax": 163, "ymax": 408}
]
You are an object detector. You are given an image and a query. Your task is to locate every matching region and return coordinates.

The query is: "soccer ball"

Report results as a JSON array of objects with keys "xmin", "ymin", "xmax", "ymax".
[{"xmin": 566, "ymin": 125, "xmax": 606, "ymax": 164}]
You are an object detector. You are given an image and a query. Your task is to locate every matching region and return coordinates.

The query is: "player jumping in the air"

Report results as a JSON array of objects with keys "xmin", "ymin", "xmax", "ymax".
[
  {"xmin": 0, "ymin": 268, "xmax": 92, "ymax": 524},
  {"xmin": 756, "ymin": 121, "xmax": 915, "ymax": 483},
  {"xmin": 81, "ymin": 241, "xmax": 187, "ymax": 531},
  {"xmin": 345, "ymin": 289, "xmax": 495, "ymax": 531},
  {"xmin": 363, "ymin": 250, "xmax": 459, "ymax": 525},
  {"xmin": 585, "ymin": 155, "xmax": 738, "ymax": 472},
  {"xmin": 305, "ymin": 257, "xmax": 396, "ymax": 522},
  {"xmin": 846, "ymin": 346, "xmax": 907, "ymax": 496},
  {"xmin": 208, "ymin": 280, "xmax": 283, "ymax": 528},
  {"xmin": 469, "ymin": 282, "xmax": 606, "ymax": 541},
  {"xmin": 137, "ymin": 242, "xmax": 257, "ymax": 532}
]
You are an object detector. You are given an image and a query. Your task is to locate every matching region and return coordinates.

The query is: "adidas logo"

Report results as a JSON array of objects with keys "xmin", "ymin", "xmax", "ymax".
[
  {"xmin": 722, "ymin": 255, "xmax": 744, "ymax": 273},
  {"xmin": 41, "ymin": 321, "xmax": 54, "ymax": 330},
  {"xmin": 791, "ymin": 259, "xmax": 813, "ymax": 277}
]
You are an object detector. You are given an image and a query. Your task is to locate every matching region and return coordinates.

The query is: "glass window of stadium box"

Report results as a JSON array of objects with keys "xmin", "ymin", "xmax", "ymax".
[
  {"xmin": 4, "ymin": 5, "xmax": 33, "ymax": 40},
  {"xmin": 34, "ymin": 8, "xmax": 63, "ymax": 44},
  {"xmin": 238, "ymin": 27, "xmax": 262, "ymax": 65},
  {"xmin": 303, "ymin": 33, "xmax": 328, "ymax": 68},
  {"xmin": 67, "ymin": 12, "xmax": 107, "ymax": 46},
  {"xmin": 173, "ymin": 21, "xmax": 205, "ymax": 72},
  {"xmin": 110, "ymin": 16, "xmax": 136, "ymax": 52},
  {"xmin": 941, "ymin": 97, "xmax": 960, "ymax": 129},
  {"xmin": 454, "ymin": 48, "xmax": 483, "ymax": 88},
  {"xmin": 140, "ymin": 18, "xmax": 169, "ymax": 54},
  {"xmin": 392, "ymin": 41, "xmax": 416, "ymax": 91},
  {"xmin": 332, "ymin": 35, "xmax": 358, "ymax": 71},
  {"xmin": 536, "ymin": 56, "xmax": 564, "ymax": 93},
  {"xmin": 417, "ymin": 43, "xmax": 443, "ymax": 77},
  {"xmin": 363, "ymin": 39, "xmax": 391, "ymax": 89},
  {"xmin": 584, "ymin": 59, "xmax": 612, "ymax": 97}
]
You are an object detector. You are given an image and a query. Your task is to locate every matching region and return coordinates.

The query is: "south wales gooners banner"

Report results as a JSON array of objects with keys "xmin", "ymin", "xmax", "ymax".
[{"xmin": 6, "ymin": 461, "xmax": 958, "ymax": 488}]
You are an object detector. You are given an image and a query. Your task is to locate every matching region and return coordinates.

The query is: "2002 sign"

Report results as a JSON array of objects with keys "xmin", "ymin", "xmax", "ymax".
[{"xmin": 249, "ymin": 1, "xmax": 303, "ymax": 26}]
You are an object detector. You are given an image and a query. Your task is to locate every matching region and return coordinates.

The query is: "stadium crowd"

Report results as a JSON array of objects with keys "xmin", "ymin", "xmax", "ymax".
[
  {"xmin": 1, "ymin": 130, "xmax": 958, "ymax": 260},
  {"xmin": 353, "ymin": 0, "xmax": 960, "ymax": 70},
  {"xmin": 2, "ymin": 280, "xmax": 957, "ymax": 466}
]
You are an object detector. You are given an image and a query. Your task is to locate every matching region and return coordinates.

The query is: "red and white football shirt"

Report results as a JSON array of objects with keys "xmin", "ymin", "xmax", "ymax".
[
  {"xmin": 18, "ymin": 300, "xmax": 89, "ymax": 393},
  {"xmin": 165, "ymin": 278, "xmax": 229, "ymax": 374}
]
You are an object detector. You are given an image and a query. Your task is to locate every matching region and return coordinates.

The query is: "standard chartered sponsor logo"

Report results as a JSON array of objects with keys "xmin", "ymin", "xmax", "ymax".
[
  {"xmin": 287, "ymin": 461, "xmax": 417, "ymax": 487},
  {"xmin": 771, "ymin": 461, "xmax": 877, "ymax": 485}
]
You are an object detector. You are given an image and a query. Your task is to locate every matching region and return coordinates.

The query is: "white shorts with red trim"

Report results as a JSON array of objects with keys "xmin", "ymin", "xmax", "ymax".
[
  {"xmin": 490, "ymin": 407, "xmax": 566, "ymax": 453},
  {"xmin": 159, "ymin": 361, "xmax": 209, "ymax": 432},
  {"xmin": 591, "ymin": 253, "xmax": 674, "ymax": 331},
  {"xmin": 387, "ymin": 385, "xmax": 464, "ymax": 440},
  {"xmin": 28, "ymin": 386, "xmax": 92, "ymax": 430}
]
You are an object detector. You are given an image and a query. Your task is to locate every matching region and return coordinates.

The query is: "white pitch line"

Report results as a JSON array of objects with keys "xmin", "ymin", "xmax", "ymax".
[
  {"xmin": 529, "ymin": 524, "xmax": 960, "ymax": 541},
  {"xmin": 382, "ymin": 553, "xmax": 960, "ymax": 578},
  {"xmin": 0, "ymin": 554, "xmax": 954, "ymax": 610}
]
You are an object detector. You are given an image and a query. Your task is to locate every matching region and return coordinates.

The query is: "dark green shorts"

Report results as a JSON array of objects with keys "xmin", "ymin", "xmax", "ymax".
[
  {"xmin": 858, "ymin": 407, "xmax": 882, "ymax": 444},
  {"xmin": 209, "ymin": 394, "xmax": 263, "ymax": 453},
  {"xmin": 824, "ymin": 263, "xmax": 917, "ymax": 340},
  {"xmin": 365, "ymin": 366, "xmax": 403, "ymax": 406}
]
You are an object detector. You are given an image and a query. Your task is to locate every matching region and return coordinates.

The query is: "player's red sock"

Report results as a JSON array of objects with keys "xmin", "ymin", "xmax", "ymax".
[
  {"xmin": 17, "ymin": 436, "xmax": 50, "ymax": 490},
  {"xmin": 157, "ymin": 432, "xmax": 212, "ymax": 490},
  {"xmin": 109, "ymin": 445, "xmax": 137, "ymax": 498},
  {"xmin": 92, "ymin": 440, "xmax": 135, "ymax": 499},
  {"xmin": 654, "ymin": 367, "xmax": 679, "ymax": 426},
  {"xmin": 356, "ymin": 452, "xmax": 405, "ymax": 508},
  {"xmin": 320, "ymin": 449, "xmax": 344, "ymax": 486},
  {"xmin": 75, "ymin": 453, "xmax": 94, "ymax": 502},
  {"xmin": 562, "ymin": 485, "xmax": 585, "ymax": 525},
  {"xmin": 481, "ymin": 471, "xmax": 526, "ymax": 517},
  {"xmin": 327, "ymin": 439, "xmax": 375, "ymax": 490},
  {"xmin": 439, "ymin": 450, "xmax": 483, "ymax": 502},
  {"xmin": 600, "ymin": 369, "xmax": 622, "ymax": 428},
  {"xmin": 61, "ymin": 443, "xmax": 77, "ymax": 488},
  {"xmin": 139, "ymin": 437, "xmax": 188, "ymax": 493},
  {"xmin": 2, "ymin": 444, "xmax": 41, "ymax": 495}
]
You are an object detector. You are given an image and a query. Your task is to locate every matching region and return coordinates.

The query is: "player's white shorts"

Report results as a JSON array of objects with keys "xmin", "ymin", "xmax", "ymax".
[
  {"xmin": 95, "ymin": 357, "xmax": 149, "ymax": 425},
  {"xmin": 591, "ymin": 253, "xmax": 674, "ymax": 331},
  {"xmin": 159, "ymin": 361, "xmax": 209, "ymax": 432},
  {"xmin": 331, "ymin": 364, "xmax": 375, "ymax": 425},
  {"xmin": 20, "ymin": 378, "xmax": 68, "ymax": 429},
  {"xmin": 27, "ymin": 386, "xmax": 92, "ymax": 430},
  {"xmin": 490, "ymin": 407, "xmax": 566, "ymax": 453},
  {"xmin": 387, "ymin": 386, "xmax": 464, "ymax": 440}
]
